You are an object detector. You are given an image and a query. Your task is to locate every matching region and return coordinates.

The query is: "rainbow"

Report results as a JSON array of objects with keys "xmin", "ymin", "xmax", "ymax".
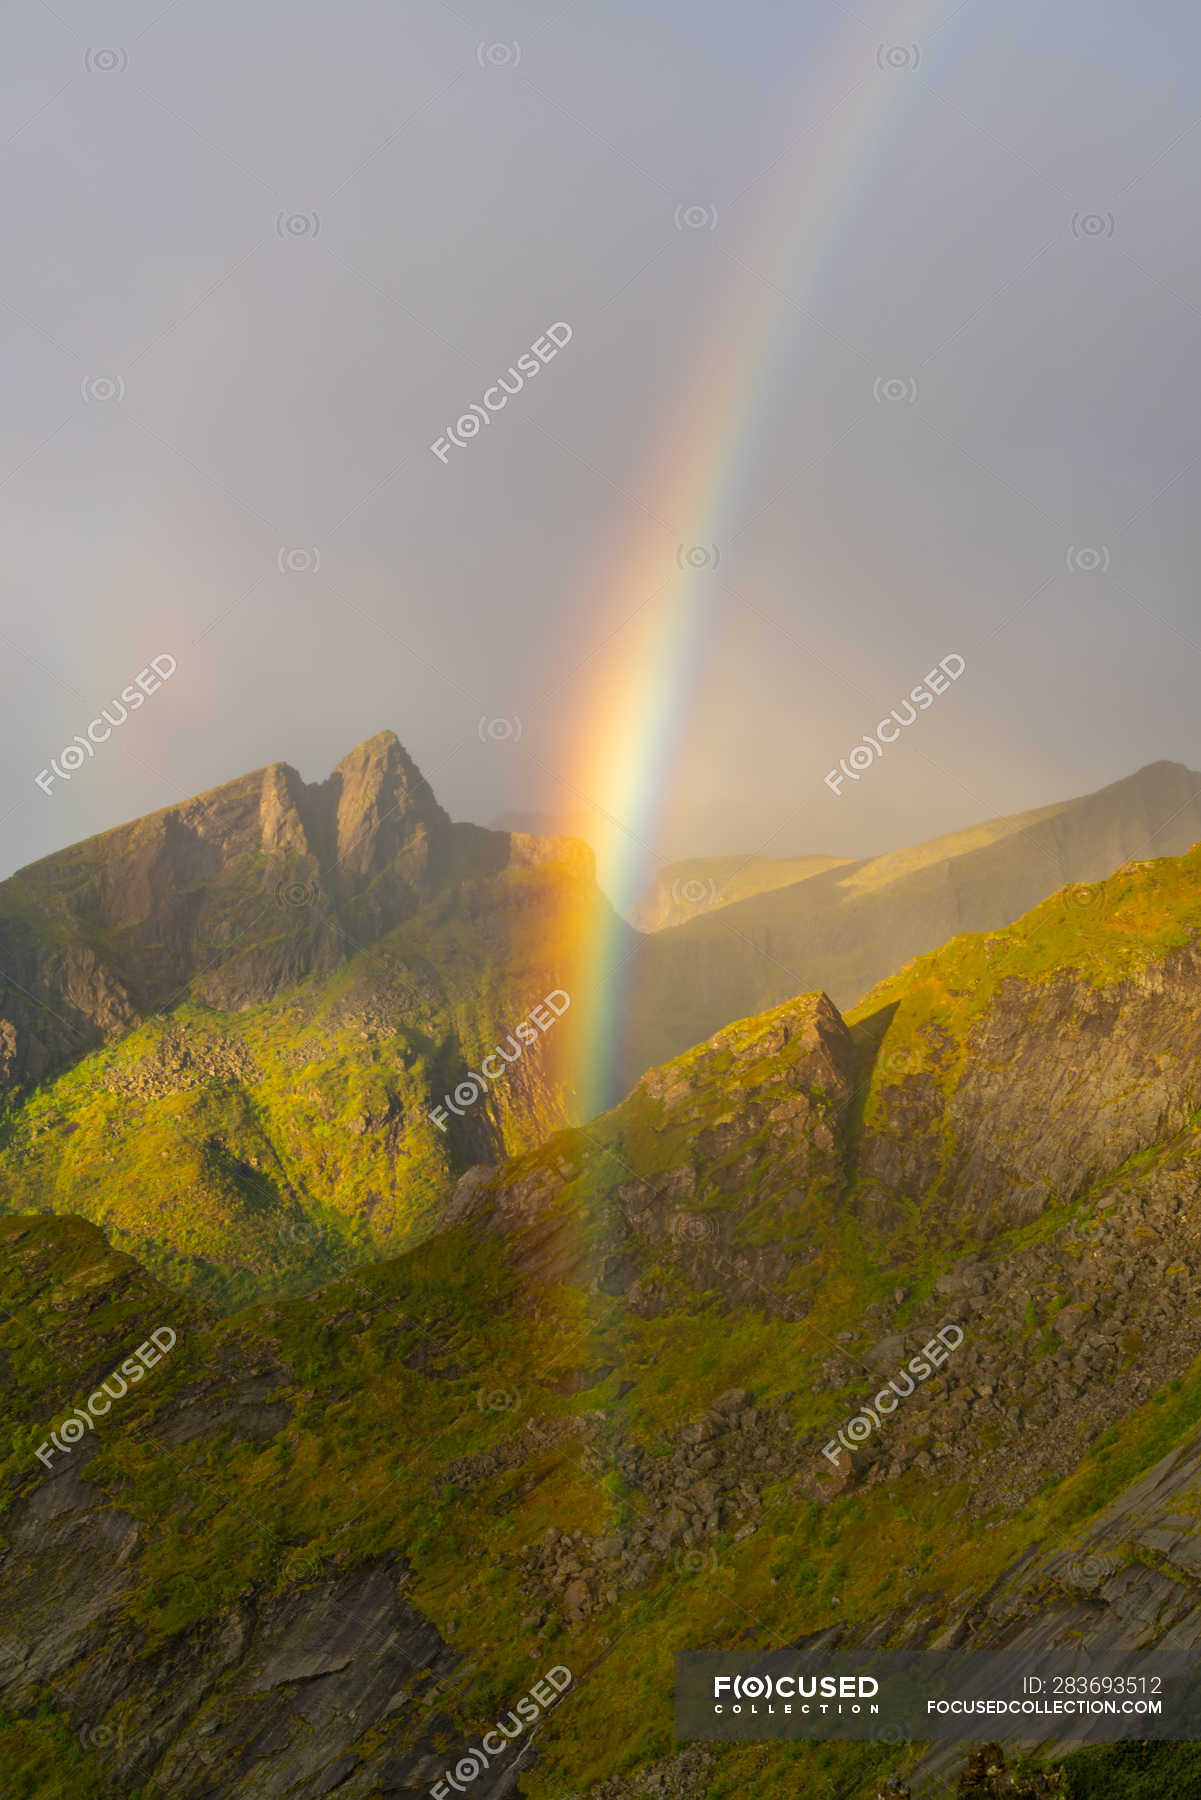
[{"xmin": 563, "ymin": 5, "xmax": 959, "ymax": 1123}]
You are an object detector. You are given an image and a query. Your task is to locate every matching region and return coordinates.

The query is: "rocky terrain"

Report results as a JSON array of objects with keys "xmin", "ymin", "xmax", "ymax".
[
  {"xmin": 5, "ymin": 742, "xmax": 1201, "ymax": 1313},
  {"xmin": 7, "ymin": 842, "xmax": 1201, "ymax": 1794}
]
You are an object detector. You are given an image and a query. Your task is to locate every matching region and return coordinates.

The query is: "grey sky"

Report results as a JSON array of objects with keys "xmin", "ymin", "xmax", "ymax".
[{"xmin": 2, "ymin": 0, "xmax": 1200, "ymax": 899}]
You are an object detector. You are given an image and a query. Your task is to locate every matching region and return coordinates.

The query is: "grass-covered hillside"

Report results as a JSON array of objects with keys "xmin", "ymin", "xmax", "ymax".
[
  {"xmin": 6, "ymin": 746, "xmax": 1201, "ymax": 1317},
  {"xmin": 0, "ymin": 854, "xmax": 603, "ymax": 1310},
  {"xmin": 0, "ymin": 732, "xmax": 619, "ymax": 1307},
  {"xmin": 9, "ymin": 835, "xmax": 1201, "ymax": 1795}
]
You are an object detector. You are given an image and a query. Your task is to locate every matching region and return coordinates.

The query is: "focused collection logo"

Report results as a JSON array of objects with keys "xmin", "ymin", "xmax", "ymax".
[
  {"xmin": 428, "ymin": 989, "xmax": 571, "ymax": 1132},
  {"xmin": 430, "ymin": 1664, "xmax": 572, "ymax": 1796},
  {"xmin": 714, "ymin": 1672, "xmax": 880, "ymax": 1711},
  {"xmin": 822, "ymin": 1324, "xmax": 964, "ymax": 1466},
  {"xmin": 35, "ymin": 654, "xmax": 178, "ymax": 795},
  {"xmin": 35, "ymin": 1326, "xmax": 178, "ymax": 1468},
  {"xmin": 824, "ymin": 654, "xmax": 965, "ymax": 796},
  {"xmin": 430, "ymin": 324, "xmax": 573, "ymax": 462}
]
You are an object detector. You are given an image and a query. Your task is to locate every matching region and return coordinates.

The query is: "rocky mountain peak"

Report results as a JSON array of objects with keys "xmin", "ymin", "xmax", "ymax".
[
  {"xmin": 327, "ymin": 729, "xmax": 449, "ymax": 878},
  {"xmin": 0, "ymin": 730, "xmax": 592, "ymax": 1094}
]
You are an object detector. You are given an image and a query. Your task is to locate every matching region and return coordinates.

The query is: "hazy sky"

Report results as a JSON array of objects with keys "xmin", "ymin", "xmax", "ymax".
[{"xmin": 3, "ymin": 0, "xmax": 1201, "ymax": 900}]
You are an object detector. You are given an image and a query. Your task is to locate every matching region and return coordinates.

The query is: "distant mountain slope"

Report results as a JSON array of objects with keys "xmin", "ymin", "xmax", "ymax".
[
  {"xmin": 9, "ymin": 838, "xmax": 1201, "ymax": 1795},
  {"xmin": 628, "ymin": 777, "xmax": 1090, "ymax": 935},
  {"xmin": 629, "ymin": 852, "xmax": 850, "ymax": 930},
  {"xmin": 621, "ymin": 759, "xmax": 1201, "ymax": 1092}
]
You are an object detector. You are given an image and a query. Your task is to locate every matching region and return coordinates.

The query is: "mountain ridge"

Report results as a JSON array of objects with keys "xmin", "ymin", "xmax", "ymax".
[
  {"xmin": 0, "ymin": 728, "xmax": 597, "ymax": 1090},
  {"xmin": 5, "ymin": 743, "xmax": 1201, "ymax": 1312},
  {"xmin": 8, "ymin": 835, "xmax": 1201, "ymax": 1793},
  {"xmin": 618, "ymin": 758, "xmax": 1201, "ymax": 1092}
]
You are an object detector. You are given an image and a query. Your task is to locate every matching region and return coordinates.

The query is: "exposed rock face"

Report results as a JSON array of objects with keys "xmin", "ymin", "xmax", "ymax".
[
  {"xmin": 500, "ymin": 832, "xmax": 596, "ymax": 886},
  {"xmin": 2, "ymin": 1448, "xmax": 456, "ymax": 1799},
  {"xmin": 446, "ymin": 992, "xmax": 859, "ymax": 1308},
  {"xmin": 587, "ymin": 1745, "xmax": 716, "ymax": 1797},
  {"xmin": 15, "ymin": 837, "xmax": 1201, "ymax": 1796},
  {"xmin": 859, "ymin": 1424, "xmax": 1201, "ymax": 1794},
  {"xmin": 0, "ymin": 730, "xmax": 597, "ymax": 1092},
  {"xmin": 944, "ymin": 949, "xmax": 1201, "ymax": 1227},
  {"xmin": 859, "ymin": 943, "xmax": 1201, "ymax": 1238},
  {"xmin": 98, "ymin": 1024, "xmax": 260, "ymax": 1097}
]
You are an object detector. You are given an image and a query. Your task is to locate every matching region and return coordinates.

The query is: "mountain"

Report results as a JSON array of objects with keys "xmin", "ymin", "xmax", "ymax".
[
  {"xmin": 629, "ymin": 852, "xmax": 851, "ymax": 930},
  {"xmin": 6, "ymin": 745, "xmax": 1201, "ymax": 1308},
  {"xmin": 0, "ymin": 730, "xmax": 622, "ymax": 1304},
  {"xmin": 0, "ymin": 728, "xmax": 598, "ymax": 1087},
  {"xmin": 7, "ymin": 842, "xmax": 1201, "ymax": 1795},
  {"xmin": 621, "ymin": 759, "xmax": 1201, "ymax": 1090}
]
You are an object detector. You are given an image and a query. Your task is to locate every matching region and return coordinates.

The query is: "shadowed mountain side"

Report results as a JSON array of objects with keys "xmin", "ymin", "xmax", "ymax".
[{"xmin": 619, "ymin": 759, "xmax": 1201, "ymax": 1096}]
